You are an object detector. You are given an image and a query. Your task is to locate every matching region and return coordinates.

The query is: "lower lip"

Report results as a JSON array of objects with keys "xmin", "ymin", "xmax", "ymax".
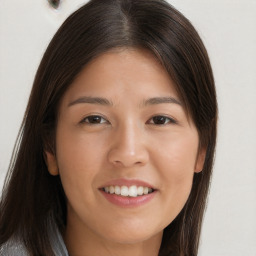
[{"xmin": 100, "ymin": 190, "xmax": 156, "ymax": 208}]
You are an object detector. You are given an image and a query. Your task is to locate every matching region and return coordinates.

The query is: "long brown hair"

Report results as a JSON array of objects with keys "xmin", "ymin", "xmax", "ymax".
[{"xmin": 0, "ymin": 0, "xmax": 217, "ymax": 255}]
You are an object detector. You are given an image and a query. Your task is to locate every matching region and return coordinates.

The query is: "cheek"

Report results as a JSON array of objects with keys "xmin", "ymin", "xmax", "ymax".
[
  {"xmin": 159, "ymin": 147, "xmax": 195, "ymax": 199},
  {"xmin": 151, "ymin": 132, "xmax": 198, "ymax": 216},
  {"xmin": 154, "ymin": 132, "xmax": 199, "ymax": 176},
  {"xmin": 54, "ymin": 125, "xmax": 106, "ymax": 202},
  {"xmin": 56, "ymin": 123, "xmax": 105, "ymax": 171}
]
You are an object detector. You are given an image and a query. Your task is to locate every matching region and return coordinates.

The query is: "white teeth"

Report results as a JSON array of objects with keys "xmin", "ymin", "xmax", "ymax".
[
  {"xmin": 109, "ymin": 186, "xmax": 115, "ymax": 194},
  {"xmin": 121, "ymin": 186, "xmax": 129, "ymax": 196},
  {"xmin": 114, "ymin": 185, "xmax": 121, "ymax": 195},
  {"xmin": 137, "ymin": 186, "xmax": 144, "ymax": 196},
  {"xmin": 128, "ymin": 185, "xmax": 137, "ymax": 197},
  {"xmin": 103, "ymin": 185, "xmax": 154, "ymax": 197},
  {"xmin": 143, "ymin": 187, "xmax": 149, "ymax": 195}
]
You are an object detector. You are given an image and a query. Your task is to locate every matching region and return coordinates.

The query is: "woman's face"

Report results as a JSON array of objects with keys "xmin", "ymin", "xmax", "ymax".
[{"xmin": 47, "ymin": 49, "xmax": 205, "ymax": 245}]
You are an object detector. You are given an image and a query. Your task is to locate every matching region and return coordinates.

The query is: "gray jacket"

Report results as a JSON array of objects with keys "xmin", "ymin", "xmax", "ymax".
[{"xmin": 0, "ymin": 226, "xmax": 69, "ymax": 256}]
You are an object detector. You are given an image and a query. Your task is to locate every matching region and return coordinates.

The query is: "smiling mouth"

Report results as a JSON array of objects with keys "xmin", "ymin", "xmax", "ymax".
[{"xmin": 100, "ymin": 185, "xmax": 155, "ymax": 198}]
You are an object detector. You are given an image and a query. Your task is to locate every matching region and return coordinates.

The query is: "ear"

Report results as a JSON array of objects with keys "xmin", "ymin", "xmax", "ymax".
[
  {"xmin": 194, "ymin": 148, "xmax": 206, "ymax": 173},
  {"xmin": 44, "ymin": 151, "xmax": 59, "ymax": 176}
]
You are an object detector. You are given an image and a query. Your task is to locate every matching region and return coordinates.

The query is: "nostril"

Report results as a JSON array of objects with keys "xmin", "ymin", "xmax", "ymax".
[
  {"xmin": 113, "ymin": 160, "xmax": 123, "ymax": 167},
  {"xmin": 48, "ymin": 0, "xmax": 61, "ymax": 9}
]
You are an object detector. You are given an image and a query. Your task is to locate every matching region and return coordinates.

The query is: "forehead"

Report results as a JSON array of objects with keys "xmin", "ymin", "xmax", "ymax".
[{"xmin": 61, "ymin": 48, "xmax": 179, "ymax": 104}]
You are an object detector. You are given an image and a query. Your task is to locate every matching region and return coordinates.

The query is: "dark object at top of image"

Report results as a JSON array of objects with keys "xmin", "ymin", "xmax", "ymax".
[{"xmin": 48, "ymin": 0, "xmax": 61, "ymax": 9}]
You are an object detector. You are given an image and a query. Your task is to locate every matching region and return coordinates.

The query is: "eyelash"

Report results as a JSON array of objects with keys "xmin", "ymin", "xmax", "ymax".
[
  {"xmin": 80, "ymin": 115, "xmax": 177, "ymax": 126},
  {"xmin": 147, "ymin": 115, "xmax": 177, "ymax": 125},
  {"xmin": 80, "ymin": 115, "xmax": 109, "ymax": 125}
]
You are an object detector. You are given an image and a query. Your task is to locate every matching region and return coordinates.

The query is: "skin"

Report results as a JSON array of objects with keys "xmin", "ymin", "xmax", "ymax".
[{"xmin": 46, "ymin": 48, "xmax": 205, "ymax": 256}]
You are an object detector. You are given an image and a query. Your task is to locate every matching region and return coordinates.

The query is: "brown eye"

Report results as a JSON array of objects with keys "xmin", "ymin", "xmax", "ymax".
[
  {"xmin": 149, "ymin": 116, "xmax": 176, "ymax": 125},
  {"xmin": 81, "ymin": 115, "xmax": 108, "ymax": 124}
]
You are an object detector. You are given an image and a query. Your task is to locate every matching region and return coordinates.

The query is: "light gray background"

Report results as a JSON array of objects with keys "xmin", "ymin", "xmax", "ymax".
[{"xmin": 0, "ymin": 1, "xmax": 256, "ymax": 255}]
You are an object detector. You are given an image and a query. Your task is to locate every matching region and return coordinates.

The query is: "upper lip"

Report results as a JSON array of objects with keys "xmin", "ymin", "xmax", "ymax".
[{"xmin": 99, "ymin": 178, "xmax": 156, "ymax": 189}]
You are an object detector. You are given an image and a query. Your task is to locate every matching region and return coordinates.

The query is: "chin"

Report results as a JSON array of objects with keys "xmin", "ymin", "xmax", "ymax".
[{"xmin": 99, "ymin": 226, "xmax": 163, "ymax": 245}]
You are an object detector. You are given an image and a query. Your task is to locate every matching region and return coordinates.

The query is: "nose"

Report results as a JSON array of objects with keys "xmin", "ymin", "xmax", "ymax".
[{"xmin": 107, "ymin": 121, "xmax": 149, "ymax": 168}]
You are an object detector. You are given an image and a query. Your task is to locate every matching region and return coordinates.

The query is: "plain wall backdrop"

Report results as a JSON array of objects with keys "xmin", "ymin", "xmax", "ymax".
[{"xmin": 0, "ymin": 0, "xmax": 255, "ymax": 255}]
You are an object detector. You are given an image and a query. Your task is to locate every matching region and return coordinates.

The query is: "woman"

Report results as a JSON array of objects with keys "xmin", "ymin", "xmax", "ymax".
[{"xmin": 0, "ymin": 0, "xmax": 217, "ymax": 255}]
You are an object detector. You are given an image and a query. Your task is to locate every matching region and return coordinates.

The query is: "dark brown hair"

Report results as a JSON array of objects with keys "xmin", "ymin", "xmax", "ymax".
[{"xmin": 0, "ymin": 0, "xmax": 217, "ymax": 255}]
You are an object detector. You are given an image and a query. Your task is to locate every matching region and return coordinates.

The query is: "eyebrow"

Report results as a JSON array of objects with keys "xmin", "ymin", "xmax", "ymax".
[
  {"xmin": 68, "ymin": 96, "xmax": 182, "ymax": 107},
  {"xmin": 68, "ymin": 96, "xmax": 113, "ymax": 107},
  {"xmin": 143, "ymin": 97, "xmax": 182, "ymax": 106}
]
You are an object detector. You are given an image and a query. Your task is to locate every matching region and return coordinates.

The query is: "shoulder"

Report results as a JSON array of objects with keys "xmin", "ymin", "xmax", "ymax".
[
  {"xmin": 0, "ymin": 226, "xmax": 69, "ymax": 256},
  {"xmin": 0, "ymin": 239, "xmax": 29, "ymax": 256},
  {"xmin": 50, "ymin": 225, "xmax": 69, "ymax": 256}
]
